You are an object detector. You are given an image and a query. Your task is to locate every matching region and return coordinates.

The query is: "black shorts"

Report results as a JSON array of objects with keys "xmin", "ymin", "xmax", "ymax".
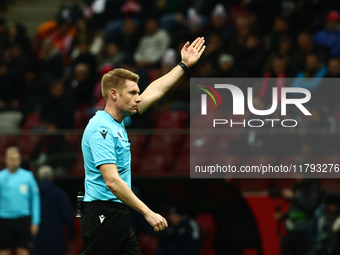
[
  {"xmin": 80, "ymin": 201, "xmax": 141, "ymax": 255},
  {"xmin": 0, "ymin": 216, "xmax": 32, "ymax": 250}
]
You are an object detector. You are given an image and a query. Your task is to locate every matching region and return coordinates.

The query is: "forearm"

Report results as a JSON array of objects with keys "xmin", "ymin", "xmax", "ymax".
[
  {"xmin": 107, "ymin": 178, "xmax": 150, "ymax": 216},
  {"xmin": 152, "ymin": 64, "xmax": 184, "ymax": 91}
]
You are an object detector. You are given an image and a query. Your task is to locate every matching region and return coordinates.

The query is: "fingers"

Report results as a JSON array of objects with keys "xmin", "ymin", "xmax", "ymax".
[
  {"xmin": 195, "ymin": 37, "xmax": 205, "ymax": 51},
  {"xmin": 198, "ymin": 45, "xmax": 206, "ymax": 56},
  {"xmin": 190, "ymin": 37, "xmax": 200, "ymax": 48},
  {"xmin": 153, "ymin": 215, "xmax": 168, "ymax": 232}
]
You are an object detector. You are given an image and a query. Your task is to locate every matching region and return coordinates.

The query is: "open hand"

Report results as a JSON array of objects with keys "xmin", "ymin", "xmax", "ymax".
[{"xmin": 181, "ymin": 37, "xmax": 206, "ymax": 68}]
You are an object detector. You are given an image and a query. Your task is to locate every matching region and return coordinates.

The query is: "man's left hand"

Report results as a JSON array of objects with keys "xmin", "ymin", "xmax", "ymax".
[
  {"xmin": 181, "ymin": 37, "xmax": 206, "ymax": 68},
  {"xmin": 31, "ymin": 224, "xmax": 39, "ymax": 237}
]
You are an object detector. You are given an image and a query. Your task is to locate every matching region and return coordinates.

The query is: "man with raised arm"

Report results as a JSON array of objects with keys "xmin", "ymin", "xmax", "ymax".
[{"xmin": 80, "ymin": 37, "xmax": 205, "ymax": 255}]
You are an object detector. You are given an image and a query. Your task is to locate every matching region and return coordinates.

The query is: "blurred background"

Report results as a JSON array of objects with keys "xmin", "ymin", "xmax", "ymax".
[{"xmin": 1, "ymin": 0, "xmax": 340, "ymax": 254}]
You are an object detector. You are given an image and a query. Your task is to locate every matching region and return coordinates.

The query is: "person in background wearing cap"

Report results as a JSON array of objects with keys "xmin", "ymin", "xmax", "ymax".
[
  {"xmin": 210, "ymin": 3, "xmax": 234, "ymax": 44},
  {"xmin": 155, "ymin": 207, "xmax": 201, "ymax": 255},
  {"xmin": 0, "ymin": 147, "xmax": 40, "ymax": 255},
  {"xmin": 217, "ymin": 53, "xmax": 236, "ymax": 77},
  {"xmin": 33, "ymin": 165, "xmax": 75, "ymax": 255},
  {"xmin": 313, "ymin": 11, "xmax": 340, "ymax": 57}
]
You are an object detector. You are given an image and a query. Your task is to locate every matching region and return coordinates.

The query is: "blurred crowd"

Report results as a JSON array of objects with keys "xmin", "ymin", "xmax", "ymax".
[{"xmin": 0, "ymin": 0, "xmax": 339, "ymax": 130}]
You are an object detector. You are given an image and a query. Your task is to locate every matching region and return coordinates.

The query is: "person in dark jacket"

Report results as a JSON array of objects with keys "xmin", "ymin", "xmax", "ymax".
[
  {"xmin": 34, "ymin": 165, "xmax": 75, "ymax": 255},
  {"xmin": 275, "ymin": 179, "xmax": 322, "ymax": 255},
  {"xmin": 156, "ymin": 207, "xmax": 200, "ymax": 255}
]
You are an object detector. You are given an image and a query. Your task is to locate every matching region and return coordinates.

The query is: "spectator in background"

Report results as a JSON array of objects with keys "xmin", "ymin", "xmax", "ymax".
[
  {"xmin": 38, "ymin": 39, "xmax": 64, "ymax": 79},
  {"xmin": 275, "ymin": 179, "xmax": 321, "ymax": 255},
  {"xmin": 113, "ymin": 18, "xmax": 142, "ymax": 55},
  {"xmin": 71, "ymin": 40, "xmax": 97, "ymax": 74},
  {"xmin": 36, "ymin": 17, "xmax": 77, "ymax": 63},
  {"xmin": 264, "ymin": 35, "xmax": 295, "ymax": 75},
  {"xmin": 313, "ymin": 11, "xmax": 340, "ymax": 58},
  {"xmin": 0, "ymin": 147, "xmax": 40, "ymax": 255},
  {"xmin": 100, "ymin": 42, "xmax": 126, "ymax": 68},
  {"xmin": 326, "ymin": 57, "xmax": 340, "ymax": 78},
  {"xmin": 202, "ymin": 33, "xmax": 223, "ymax": 68},
  {"xmin": 209, "ymin": 3, "xmax": 234, "ymax": 45},
  {"xmin": 266, "ymin": 15, "xmax": 290, "ymax": 52},
  {"xmin": 34, "ymin": 165, "xmax": 75, "ymax": 255},
  {"xmin": 41, "ymin": 79, "xmax": 75, "ymax": 129},
  {"xmin": 234, "ymin": 33, "xmax": 267, "ymax": 77},
  {"xmin": 134, "ymin": 17, "xmax": 170, "ymax": 68},
  {"xmin": 8, "ymin": 23, "xmax": 32, "ymax": 56},
  {"xmin": 156, "ymin": 207, "xmax": 200, "ymax": 255},
  {"xmin": 69, "ymin": 19, "xmax": 104, "ymax": 61},
  {"xmin": 228, "ymin": 16, "xmax": 251, "ymax": 56},
  {"xmin": 291, "ymin": 54, "xmax": 327, "ymax": 92},
  {"xmin": 66, "ymin": 63, "xmax": 96, "ymax": 108},
  {"xmin": 0, "ymin": 61, "xmax": 24, "ymax": 131},
  {"xmin": 6, "ymin": 43, "xmax": 31, "ymax": 75},
  {"xmin": 0, "ymin": 18, "xmax": 9, "ymax": 54},
  {"xmin": 312, "ymin": 193, "xmax": 340, "ymax": 255},
  {"xmin": 314, "ymin": 58, "xmax": 340, "ymax": 111},
  {"xmin": 217, "ymin": 53, "xmax": 236, "ymax": 77},
  {"xmin": 22, "ymin": 64, "xmax": 48, "ymax": 114},
  {"xmin": 31, "ymin": 122, "xmax": 76, "ymax": 176},
  {"xmin": 291, "ymin": 32, "xmax": 329, "ymax": 75},
  {"xmin": 259, "ymin": 57, "xmax": 287, "ymax": 105}
]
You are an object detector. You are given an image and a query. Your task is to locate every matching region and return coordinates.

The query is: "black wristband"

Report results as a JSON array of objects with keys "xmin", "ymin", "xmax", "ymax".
[{"xmin": 178, "ymin": 62, "xmax": 189, "ymax": 72}]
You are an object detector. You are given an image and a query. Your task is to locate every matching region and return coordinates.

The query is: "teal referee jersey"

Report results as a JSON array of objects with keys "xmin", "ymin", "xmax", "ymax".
[{"xmin": 82, "ymin": 110, "xmax": 133, "ymax": 203}]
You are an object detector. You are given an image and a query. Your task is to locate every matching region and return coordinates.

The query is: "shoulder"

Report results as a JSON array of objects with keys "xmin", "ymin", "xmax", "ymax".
[
  {"xmin": 0, "ymin": 169, "xmax": 7, "ymax": 177},
  {"xmin": 19, "ymin": 168, "xmax": 35, "ymax": 178}
]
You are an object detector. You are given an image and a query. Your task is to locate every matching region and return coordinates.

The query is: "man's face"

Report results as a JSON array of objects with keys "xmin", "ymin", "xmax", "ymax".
[
  {"xmin": 115, "ymin": 80, "xmax": 141, "ymax": 117},
  {"xmin": 328, "ymin": 59, "xmax": 340, "ymax": 76},
  {"xmin": 5, "ymin": 151, "xmax": 21, "ymax": 172}
]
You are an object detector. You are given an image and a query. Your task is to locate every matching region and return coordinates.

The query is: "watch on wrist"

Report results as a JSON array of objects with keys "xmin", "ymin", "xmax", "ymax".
[{"xmin": 178, "ymin": 62, "xmax": 189, "ymax": 72}]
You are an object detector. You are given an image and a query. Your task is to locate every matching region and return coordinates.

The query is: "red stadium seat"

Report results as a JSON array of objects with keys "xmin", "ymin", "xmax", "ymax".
[
  {"xmin": 22, "ymin": 112, "xmax": 41, "ymax": 129},
  {"xmin": 145, "ymin": 134, "xmax": 178, "ymax": 156},
  {"xmin": 171, "ymin": 154, "xmax": 190, "ymax": 176},
  {"xmin": 0, "ymin": 135, "xmax": 16, "ymax": 155},
  {"xmin": 74, "ymin": 109, "xmax": 91, "ymax": 129},
  {"xmin": 154, "ymin": 111, "xmax": 189, "ymax": 129},
  {"xmin": 196, "ymin": 213, "xmax": 217, "ymax": 255},
  {"xmin": 16, "ymin": 134, "xmax": 40, "ymax": 159},
  {"xmin": 65, "ymin": 134, "xmax": 81, "ymax": 150},
  {"xmin": 129, "ymin": 134, "xmax": 148, "ymax": 157},
  {"xmin": 238, "ymin": 179, "xmax": 269, "ymax": 192},
  {"xmin": 139, "ymin": 155, "xmax": 172, "ymax": 176},
  {"xmin": 147, "ymin": 68, "xmax": 160, "ymax": 82},
  {"xmin": 70, "ymin": 153, "xmax": 84, "ymax": 177}
]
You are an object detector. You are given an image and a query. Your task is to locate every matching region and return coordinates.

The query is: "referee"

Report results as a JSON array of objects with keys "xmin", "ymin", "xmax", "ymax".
[{"xmin": 80, "ymin": 37, "xmax": 205, "ymax": 255}]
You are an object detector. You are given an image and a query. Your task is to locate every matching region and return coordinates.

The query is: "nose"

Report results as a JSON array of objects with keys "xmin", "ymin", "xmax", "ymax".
[{"xmin": 136, "ymin": 94, "xmax": 141, "ymax": 103}]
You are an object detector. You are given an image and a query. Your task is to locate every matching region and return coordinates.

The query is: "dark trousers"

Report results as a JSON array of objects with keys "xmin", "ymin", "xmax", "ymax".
[{"xmin": 80, "ymin": 201, "xmax": 141, "ymax": 255}]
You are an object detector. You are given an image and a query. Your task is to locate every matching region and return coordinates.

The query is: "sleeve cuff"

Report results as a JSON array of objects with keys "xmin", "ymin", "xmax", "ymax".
[{"xmin": 95, "ymin": 160, "xmax": 117, "ymax": 169}]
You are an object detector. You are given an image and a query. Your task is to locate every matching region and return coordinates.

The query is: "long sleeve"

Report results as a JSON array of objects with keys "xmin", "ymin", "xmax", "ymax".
[{"xmin": 30, "ymin": 175, "xmax": 41, "ymax": 225}]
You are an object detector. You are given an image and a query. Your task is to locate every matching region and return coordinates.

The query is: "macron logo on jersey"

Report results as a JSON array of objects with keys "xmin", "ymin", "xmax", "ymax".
[
  {"xmin": 99, "ymin": 215, "xmax": 105, "ymax": 223},
  {"xmin": 100, "ymin": 130, "xmax": 108, "ymax": 139}
]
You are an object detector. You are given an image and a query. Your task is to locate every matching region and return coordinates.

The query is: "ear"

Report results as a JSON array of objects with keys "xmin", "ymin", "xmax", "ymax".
[{"xmin": 110, "ymin": 88, "xmax": 117, "ymax": 101}]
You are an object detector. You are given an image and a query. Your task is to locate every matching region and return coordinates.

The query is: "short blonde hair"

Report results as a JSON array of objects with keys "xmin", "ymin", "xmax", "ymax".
[
  {"xmin": 101, "ymin": 68, "xmax": 140, "ymax": 101},
  {"xmin": 5, "ymin": 146, "xmax": 20, "ymax": 158}
]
